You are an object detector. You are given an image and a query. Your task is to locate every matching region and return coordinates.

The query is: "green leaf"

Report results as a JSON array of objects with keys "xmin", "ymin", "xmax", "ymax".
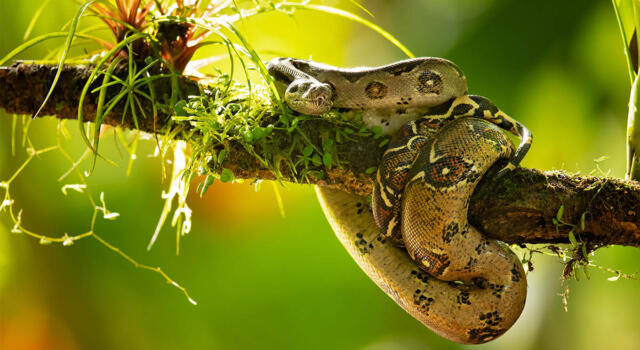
[
  {"xmin": 323, "ymin": 152, "xmax": 333, "ymax": 168},
  {"xmin": 628, "ymin": 68, "xmax": 640, "ymax": 180},
  {"xmin": 279, "ymin": 114, "xmax": 290, "ymax": 125},
  {"xmin": 33, "ymin": 0, "xmax": 100, "ymax": 119},
  {"xmin": 218, "ymin": 149, "xmax": 227, "ymax": 164},
  {"xmin": 573, "ymin": 266, "xmax": 581, "ymax": 281},
  {"xmin": 251, "ymin": 127, "xmax": 264, "ymax": 140},
  {"xmin": 90, "ymin": 57, "xmax": 122, "ymax": 173},
  {"xmin": 582, "ymin": 264, "xmax": 590, "ymax": 280},
  {"xmin": 265, "ymin": 125, "xmax": 274, "ymax": 135},
  {"xmin": 242, "ymin": 130, "xmax": 253, "ymax": 143},
  {"xmin": 23, "ymin": 0, "xmax": 51, "ymax": 40},
  {"xmin": 278, "ymin": 3, "xmax": 414, "ymax": 58},
  {"xmin": 0, "ymin": 31, "xmax": 109, "ymax": 66},
  {"xmin": 613, "ymin": 0, "xmax": 636, "ymax": 82},
  {"xmin": 627, "ymin": 2, "xmax": 640, "ymax": 179},
  {"xmin": 77, "ymin": 33, "xmax": 147, "ymax": 151},
  {"xmin": 220, "ymin": 168, "xmax": 234, "ymax": 183},
  {"xmin": 371, "ymin": 126, "xmax": 383, "ymax": 138},
  {"xmin": 615, "ymin": 0, "xmax": 636, "ymax": 45},
  {"xmin": 568, "ymin": 230, "xmax": 578, "ymax": 246},
  {"xmin": 580, "ymin": 212, "xmax": 586, "ymax": 231},
  {"xmin": 199, "ymin": 175, "xmax": 215, "ymax": 197},
  {"xmin": 323, "ymin": 138, "xmax": 335, "ymax": 151},
  {"xmin": 302, "ymin": 145, "xmax": 313, "ymax": 157},
  {"xmin": 556, "ymin": 205, "xmax": 565, "ymax": 222},
  {"xmin": 174, "ymin": 100, "xmax": 188, "ymax": 116},
  {"xmin": 347, "ymin": 0, "xmax": 374, "ymax": 17},
  {"xmin": 311, "ymin": 154, "xmax": 322, "ymax": 166},
  {"xmin": 365, "ymin": 166, "xmax": 377, "ymax": 174},
  {"xmin": 633, "ymin": 0, "xmax": 640, "ymax": 68}
]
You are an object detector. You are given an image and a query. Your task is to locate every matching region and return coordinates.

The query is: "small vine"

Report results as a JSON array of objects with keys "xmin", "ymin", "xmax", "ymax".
[{"xmin": 1, "ymin": 116, "xmax": 196, "ymax": 304}]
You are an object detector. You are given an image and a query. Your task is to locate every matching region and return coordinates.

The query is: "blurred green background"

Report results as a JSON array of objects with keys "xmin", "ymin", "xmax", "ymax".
[{"xmin": 2, "ymin": 0, "xmax": 640, "ymax": 349}]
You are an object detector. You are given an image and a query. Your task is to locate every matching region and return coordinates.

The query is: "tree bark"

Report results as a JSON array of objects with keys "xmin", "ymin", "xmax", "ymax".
[{"xmin": 1, "ymin": 62, "xmax": 639, "ymax": 248}]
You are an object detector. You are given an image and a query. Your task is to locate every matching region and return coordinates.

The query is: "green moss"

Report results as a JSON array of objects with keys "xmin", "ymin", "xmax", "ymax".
[{"xmin": 164, "ymin": 72, "xmax": 386, "ymax": 192}]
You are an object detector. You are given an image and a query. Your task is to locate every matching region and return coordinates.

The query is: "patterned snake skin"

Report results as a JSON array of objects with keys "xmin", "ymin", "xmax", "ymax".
[{"xmin": 268, "ymin": 57, "xmax": 532, "ymax": 344}]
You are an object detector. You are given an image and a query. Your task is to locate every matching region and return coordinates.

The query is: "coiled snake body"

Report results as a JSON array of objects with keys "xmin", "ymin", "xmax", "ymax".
[{"xmin": 268, "ymin": 57, "xmax": 532, "ymax": 344}]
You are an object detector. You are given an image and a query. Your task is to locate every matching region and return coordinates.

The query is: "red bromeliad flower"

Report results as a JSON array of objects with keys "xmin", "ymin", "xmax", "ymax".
[
  {"xmin": 89, "ymin": 0, "xmax": 232, "ymax": 73},
  {"xmin": 90, "ymin": 0, "xmax": 155, "ymax": 57},
  {"xmin": 92, "ymin": 0, "xmax": 154, "ymax": 42}
]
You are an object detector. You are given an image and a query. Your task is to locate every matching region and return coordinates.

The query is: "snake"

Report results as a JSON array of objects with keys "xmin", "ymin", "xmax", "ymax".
[{"xmin": 267, "ymin": 57, "xmax": 532, "ymax": 344}]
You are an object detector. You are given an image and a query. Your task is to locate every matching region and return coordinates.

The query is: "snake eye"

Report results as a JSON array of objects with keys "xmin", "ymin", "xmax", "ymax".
[{"xmin": 288, "ymin": 85, "xmax": 299, "ymax": 93}]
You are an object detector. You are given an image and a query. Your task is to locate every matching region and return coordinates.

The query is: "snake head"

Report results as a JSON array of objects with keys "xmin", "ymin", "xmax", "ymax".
[{"xmin": 285, "ymin": 79, "xmax": 333, "ymax": 115}]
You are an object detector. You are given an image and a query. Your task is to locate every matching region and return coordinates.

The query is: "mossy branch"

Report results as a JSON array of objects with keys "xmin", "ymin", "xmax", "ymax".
[{"xmin": 2, "ymin": 62, "xmax": 640, "ymax": 248}]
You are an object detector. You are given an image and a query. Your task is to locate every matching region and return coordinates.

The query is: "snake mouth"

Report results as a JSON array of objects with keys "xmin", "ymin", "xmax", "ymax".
[
  {"xmin": 288, "ymin": 98, "xmax": 332, "ymax": 115},
  {"xmin": 285, "ymin": 81, "xmax": 333, "ymax": 115}
]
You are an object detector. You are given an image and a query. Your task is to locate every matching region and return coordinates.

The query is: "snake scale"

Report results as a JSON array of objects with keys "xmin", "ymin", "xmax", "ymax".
[{"xmin": 267, "ymin": 57, "xmax": 532, "ymax": 344}]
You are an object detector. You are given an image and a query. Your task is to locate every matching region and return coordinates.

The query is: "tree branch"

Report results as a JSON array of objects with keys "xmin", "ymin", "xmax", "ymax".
[{"xmin": 1, "ymin": 62, "xmax": 639, "ymax": 248}]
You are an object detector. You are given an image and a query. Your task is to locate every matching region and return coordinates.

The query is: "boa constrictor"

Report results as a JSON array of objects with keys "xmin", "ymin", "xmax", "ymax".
[{"xmin": 267, "ymin": 57, "xmax": 532, "ymax": 344}]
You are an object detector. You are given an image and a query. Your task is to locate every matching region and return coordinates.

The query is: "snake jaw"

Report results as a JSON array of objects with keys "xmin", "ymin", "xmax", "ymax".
[{"xmin": 284, "ymin": 80, "xmax": 333, "ymax": 115}]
